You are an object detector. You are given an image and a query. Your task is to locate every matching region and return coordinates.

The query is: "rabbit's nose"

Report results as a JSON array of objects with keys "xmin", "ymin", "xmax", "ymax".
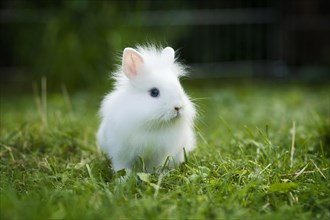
[{"xmin": 174, "ymin": 106, "xmax": 182, "ymax": 112}]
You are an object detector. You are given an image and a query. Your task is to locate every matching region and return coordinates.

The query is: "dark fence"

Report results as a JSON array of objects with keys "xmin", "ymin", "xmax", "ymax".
[
  {"xmin": 136, "ymin": 0, "xmax": 330, "ymax": 79},
  {"xmin": 1, "ymin": 0, "xmax": 329, "ymax": 89}
]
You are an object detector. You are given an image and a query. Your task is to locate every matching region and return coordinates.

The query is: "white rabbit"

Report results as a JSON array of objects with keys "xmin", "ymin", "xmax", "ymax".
[{"xmin": 97, "ymin": 45, "xmax": 196, "ymax": 173}]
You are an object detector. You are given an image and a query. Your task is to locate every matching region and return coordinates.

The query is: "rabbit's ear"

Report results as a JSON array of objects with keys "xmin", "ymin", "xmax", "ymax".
[
  {"xmin": 122, "ymin": 48, "xmax": 144, "ymax": 79},
  {"xmin": 161, "ymin": 47, "xmax": 175, "ymax": 62}
]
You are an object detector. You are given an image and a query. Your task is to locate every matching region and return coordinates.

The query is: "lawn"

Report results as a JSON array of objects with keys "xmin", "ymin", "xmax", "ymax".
[{"xmin": 1, "ymin": 80, "xmax": 329, "ymax": 219}]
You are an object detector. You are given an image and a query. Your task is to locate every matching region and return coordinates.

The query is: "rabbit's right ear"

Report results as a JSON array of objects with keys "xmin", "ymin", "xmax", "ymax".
[{"xmin": 122, "ymin": 48, "xmax": 144, "ymax": 79}]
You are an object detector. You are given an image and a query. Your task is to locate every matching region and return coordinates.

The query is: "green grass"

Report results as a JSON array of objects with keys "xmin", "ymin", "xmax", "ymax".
[{"xmin": 1, "ymin": 81, "xmax": 329, "ymax": 219}]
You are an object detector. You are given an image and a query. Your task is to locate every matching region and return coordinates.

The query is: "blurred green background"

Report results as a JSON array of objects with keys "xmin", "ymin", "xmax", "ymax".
[
  {"xmin": 1, "ymin": 0, "xmax": 329, "ymax": 93},
  {"xmin": 1, "ymin": 2, "xmax": 329, "ymax": 219}
]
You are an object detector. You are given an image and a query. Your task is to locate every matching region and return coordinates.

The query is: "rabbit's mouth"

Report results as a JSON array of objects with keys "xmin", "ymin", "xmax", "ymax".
[
  {"xmin": 169, "ymin": 111, "xmax": 182, "ymax": 122},
  {"xmin": 174, "ymin": 111, "xmax": 181, "ymax": 119}
]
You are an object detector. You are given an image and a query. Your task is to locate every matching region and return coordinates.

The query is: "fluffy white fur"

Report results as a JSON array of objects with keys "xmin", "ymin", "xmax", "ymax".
[{"xmin": 97, "ymin": 45, "xmax": 196, "ymax": 173}]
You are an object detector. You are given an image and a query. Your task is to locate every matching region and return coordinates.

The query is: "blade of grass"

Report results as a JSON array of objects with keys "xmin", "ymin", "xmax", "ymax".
[
  {"xmin": 41, "ymin": 77, "xmax": 48, "ymax": 127},
  {"xmin": 310, "ymin": 159, "xmax": 327, "ymax": 179},
  {"xmin": 290, "ymin": 121, "xmax": 296, "ymax": 168}
]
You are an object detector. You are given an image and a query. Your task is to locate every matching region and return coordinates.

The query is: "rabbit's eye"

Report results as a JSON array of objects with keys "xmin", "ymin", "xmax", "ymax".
[{"xmin": 149, "ymin": 88, "xmax": 160, "ymax": 98}]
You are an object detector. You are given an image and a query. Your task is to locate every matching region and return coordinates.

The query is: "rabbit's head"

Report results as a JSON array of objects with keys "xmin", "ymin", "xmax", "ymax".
[{"xmin": 115, "ymin": 46, "xmax": 195, "ymax": 127}]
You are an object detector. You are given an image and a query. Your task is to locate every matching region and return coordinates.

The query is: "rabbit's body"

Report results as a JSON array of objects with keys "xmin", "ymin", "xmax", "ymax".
[{"xmin": 97, "ymin": 45, "xmax": 196, "ymax": 173}]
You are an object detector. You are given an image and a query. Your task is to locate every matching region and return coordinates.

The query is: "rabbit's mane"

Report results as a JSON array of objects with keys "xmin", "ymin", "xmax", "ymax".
[{"xmin": 112, "ymin": 45, "xmax": 187, "ymax": 89}]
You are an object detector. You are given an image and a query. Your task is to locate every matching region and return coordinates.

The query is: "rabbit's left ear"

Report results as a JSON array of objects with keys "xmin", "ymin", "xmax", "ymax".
[
  {"xmin": 122, "ymin": 48, "xmax": 144, "ymax": 79},
  {"xmin": 161, "ymin": 47, "xmax": 175, "ymax": 62}
]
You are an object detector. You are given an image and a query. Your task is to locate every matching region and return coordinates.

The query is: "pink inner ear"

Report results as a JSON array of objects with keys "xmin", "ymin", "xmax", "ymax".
[
  {"xmin": 128, "ymin": 54, "xmax": 138, "ymax": 76},
  {"xmin": 123, "ymin": 48, "xmax": 144, "ymax": 79}
]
